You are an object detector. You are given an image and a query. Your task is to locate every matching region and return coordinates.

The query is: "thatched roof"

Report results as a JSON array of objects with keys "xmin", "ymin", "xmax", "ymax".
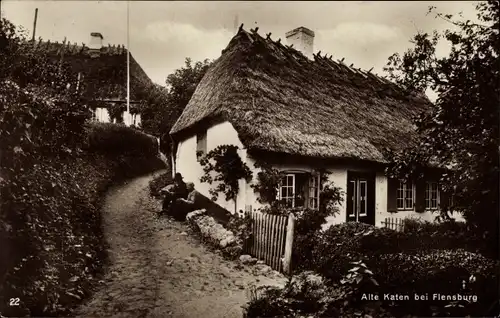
[
  {"xmin": 28, "ymin": 38, "xmax": 152, "ymax": 102},
  {"xmin": 170, "ymin": 27, "xmax": 432, "ymax": 163}
]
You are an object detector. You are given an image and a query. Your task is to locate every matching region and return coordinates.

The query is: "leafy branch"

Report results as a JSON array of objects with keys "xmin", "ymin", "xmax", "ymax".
[{"xmin": 199, "ymin": 145, "xmax": 252, "ymax": 202}]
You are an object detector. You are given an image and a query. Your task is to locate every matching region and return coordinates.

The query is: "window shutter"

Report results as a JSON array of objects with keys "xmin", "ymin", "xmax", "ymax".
[
  {"xmin": 387, "ymin": 177, "xmax": 398, "ymax": 212},
  {"xmin": 415, "ymin": 178, "xmax": 426, "ymax": 212}
]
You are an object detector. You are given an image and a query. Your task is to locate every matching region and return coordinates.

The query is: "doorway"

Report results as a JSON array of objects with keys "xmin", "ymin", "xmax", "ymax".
[{"xmin": 346, "ymin": 171, "xmax": 376, "ymax": 225}]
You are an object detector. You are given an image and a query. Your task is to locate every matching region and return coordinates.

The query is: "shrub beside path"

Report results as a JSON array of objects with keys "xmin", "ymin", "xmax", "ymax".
[{"xmin": 75, "ymin": 171, "xmax": 285, "ymax": 318}]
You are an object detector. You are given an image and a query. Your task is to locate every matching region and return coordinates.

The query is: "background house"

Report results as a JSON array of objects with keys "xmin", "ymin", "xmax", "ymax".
[
  {"xmin": 30, "ymin": 32, "xmax": 154, "ymax": 126},
  {"xmin": 170, "ymin": 26, "xmax": 464, "ymax": 227}
]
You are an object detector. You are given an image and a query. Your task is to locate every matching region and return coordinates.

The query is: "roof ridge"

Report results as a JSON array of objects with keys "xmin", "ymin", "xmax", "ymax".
[{"xmin": 233, "ymin": 25, "xmax": 405, "ymax": 94}]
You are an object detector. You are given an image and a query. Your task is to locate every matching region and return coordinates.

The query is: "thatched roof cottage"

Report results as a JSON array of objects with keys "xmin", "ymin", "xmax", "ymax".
[
  {"xmin": 170, "ymin": 26, "xmax": 463, "ymax": 227},
  {"xmin": 31, "ymin": 32, "xmax": 154, "ymax": 126}
]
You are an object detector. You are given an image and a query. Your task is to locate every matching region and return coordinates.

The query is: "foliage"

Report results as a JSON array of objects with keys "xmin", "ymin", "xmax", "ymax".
[
  {"xmin": 245, "ymin": 221, "xmax": 499, "ymax": 317},
  {"xmin": 250, "ymin": 161, "xmax": 286, "ymax": 205},
  {"xmin": 316, "ymin": 169, "xmax": 344, "ymax": 219},
  {"xmin": 149, "ymin": 171, "xmax": 173, "ymax": 198},
  {"xmin": 106, "ymin": 103, "xmax": 124, "ymax": 123},
  {"xmin": 244, "ymin": 270, "xmax": 394, "ymax": 318},
  {"xmin": 84, "ymin": 122, "xmax": 159, "ymax": 158},
  {"xmin": 0, "ymin": 19, "xmax": 90, "ymax": 169},
  {"xmin": 383, "ymin": 1, "xmax": 500, "ymax": 258},
  {"xmin": 199, "ymin": 145, "xmax": 252, "ymax": 202},
  {"xmin": 340, "ymin": 260, "xmax": 379, "ymax": 293},
  {"xmin": 371, "ymin": 249, "xmax": 499, "ymax": 317},
  {"xmin": 140, "ymin": 58, "xmax": 213, "ymax": 153},
  {"xmin": 307, "ymin": 221, "xmax": 486, "ymax": 282},
  {"xmin": 0, "ymin": 150, "xmax": 164, "ymax": 317},
  {"xmin": 0, "ymin": 155, "xmax": 110, "ymax": 317},
  {"xmin": 226, "ymin": 212, "xmax": 253, "ymax": 249}
]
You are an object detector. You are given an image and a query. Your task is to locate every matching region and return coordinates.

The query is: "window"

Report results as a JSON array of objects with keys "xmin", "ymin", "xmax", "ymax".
[
  {"xmin": 397, "ymin": 181, "xmax": 414, "ymax": 210},
  {"xmin": 308, "ymin": 174, "xmax": 320, "ymax": 209},
  {"xmin": 425, "ymin": 182, "xmax": 440, "ymax": 210},
  {"xmin": 280, "ymin": 174, "xmax": 296, "ymax": 208},
  {"xmin": 348, "ymin": 180, "xmax": 356, "ymax": 217},
  {"xmin": 196, "ymin": 130, "xmax": 207, "ymax": 156},
  {"xmin": 359, "ymin": 180, "xmax": 367, "ymax": 216},
  {"xmin": 278, "ymin": 172, "xmax": 320, "ymax": 209}
]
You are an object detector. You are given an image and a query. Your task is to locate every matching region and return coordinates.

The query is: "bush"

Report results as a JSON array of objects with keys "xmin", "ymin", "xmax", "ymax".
[
  {"xmin": 244, "ymin": 273, "xmax": 329, "ymax": 317},
  {"xmin": 1, "ymin": 154, "xmax": 109, "ymax": 316},
  {"xmin": 292, "ymin": 208, "xmax": 326, "ymax": 272},
  {"xmin": 308, "ymin": 220, "xmax": 482, "ymax": 281},
  {"xmin": 244, "ymin": 270, "xmax": 395, "ymax": 318},
  {"xmin": 371, "ymin": 249, "xmax": 499, "ymax": 317},
  {"xmin": 85, "ymin": 122, "xmax": 159, "ymax": 158},
  {"xmin": 226, "ymin": 212, "xmax": 253, "ymax": 251}
]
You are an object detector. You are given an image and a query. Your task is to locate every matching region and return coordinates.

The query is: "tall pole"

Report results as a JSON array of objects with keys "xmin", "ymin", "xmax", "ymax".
[
  {"xmin": 126, "ymin": 0, "xmax": 130, "ymax": 125},
  {"xmin": 32, "ymin": 8, "xmax": 39, "ymax": 41}
]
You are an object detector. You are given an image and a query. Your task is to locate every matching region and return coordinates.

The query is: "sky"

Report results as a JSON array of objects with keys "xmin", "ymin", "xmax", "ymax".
[{"xmin": 2, "ymin": 1, "xmax": 479, "ymax": 100}]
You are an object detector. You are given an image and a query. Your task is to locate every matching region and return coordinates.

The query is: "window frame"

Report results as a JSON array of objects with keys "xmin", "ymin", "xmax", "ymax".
[
  {"xmin": 425, "ymin": 181, "xmax": 440, "ymax": 210},
  {"xmin": 277, "ymin": 172, "xmax": 321, "ymax": 210},
  {"xmin": 358, "ymin": 179, "xmax": 368, "ymax": 217},
  {"xmin": 308, "ymin": 174, "xmax": 320, "ymax": 210},
  {"xmin": 280, "ymin": 174, "xmax": 296, "ymax": 208},
  {"xmin": 196, "ymin": 129, "xmax": 208, "ymax": 157},
  {"xmin": 396, "ymin": 180, "xmax": 415, "ymax": 211}
]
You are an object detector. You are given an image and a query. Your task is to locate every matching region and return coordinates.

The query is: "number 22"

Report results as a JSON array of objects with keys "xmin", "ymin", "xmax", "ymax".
[{"xmin": 9, "ymin": 298, "xmax": 20, "ymax": 306}]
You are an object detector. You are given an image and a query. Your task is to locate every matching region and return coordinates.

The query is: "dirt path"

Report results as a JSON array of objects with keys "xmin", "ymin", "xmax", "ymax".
[{"xmin": 75, "ymin": 171, "xmax": 286, "ymax": 318}]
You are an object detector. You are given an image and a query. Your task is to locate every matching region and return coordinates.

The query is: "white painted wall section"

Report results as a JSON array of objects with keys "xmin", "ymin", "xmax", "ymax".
[{"xmin": 175, "ymin": 121, "xmax": 246, "ymax": 214}]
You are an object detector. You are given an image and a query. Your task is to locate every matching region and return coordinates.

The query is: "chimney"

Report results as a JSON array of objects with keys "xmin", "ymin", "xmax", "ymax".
[
  {"xmin": 89, "ymin": 32, "xmax": 103, "ymax": 50},
  {"xmin": 285, "ymin": 27, "xmax": 315, "ymax": 59}
]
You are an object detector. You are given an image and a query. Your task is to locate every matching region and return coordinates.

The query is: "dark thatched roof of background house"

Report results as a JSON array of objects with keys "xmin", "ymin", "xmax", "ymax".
[
  {"xmin": 28, "ymin": 38, "xmax": 153, "ymax": 103},
  {"xmin": 170, "ymin": 27, "xmax": 432, "ymax": 163}
]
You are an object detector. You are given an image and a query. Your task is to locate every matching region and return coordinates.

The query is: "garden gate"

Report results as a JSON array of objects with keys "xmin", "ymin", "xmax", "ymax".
[{"xmin": 244, "ymin": 206, "xmax": 295, "ymax": 274}]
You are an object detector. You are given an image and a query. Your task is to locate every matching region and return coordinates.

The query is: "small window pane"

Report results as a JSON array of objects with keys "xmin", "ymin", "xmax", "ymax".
[
  {"xmin": 360, "ymin": 181, "xmax": 366, "ymax": 197},
  {"xmin": 397, "ymin": 198, "xmax": 404, "ymax": 209},
  {"xmin": 360, "ymin": 198, "xmax": 366, "ymax": 215},
  {"xmin": 431, "ymin": 191, "xmax": 438, "ymax": 200}
]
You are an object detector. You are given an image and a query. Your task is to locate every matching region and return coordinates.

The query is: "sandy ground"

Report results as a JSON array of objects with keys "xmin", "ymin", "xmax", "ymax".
[{"xmin": 75, "ymin": 171, "xmax": 286, "ymax": 318}]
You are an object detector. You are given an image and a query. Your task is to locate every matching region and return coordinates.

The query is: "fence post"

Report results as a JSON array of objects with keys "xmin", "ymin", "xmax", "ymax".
[{"xmin": 282, "ymin": 213, "xmax": 295, "ymax": 275}]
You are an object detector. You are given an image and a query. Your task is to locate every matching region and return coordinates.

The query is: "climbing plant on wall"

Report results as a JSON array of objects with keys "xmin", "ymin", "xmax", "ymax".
[{"xmin": 199, "ymin": 145, "xmax": 253, "ymax": 203}]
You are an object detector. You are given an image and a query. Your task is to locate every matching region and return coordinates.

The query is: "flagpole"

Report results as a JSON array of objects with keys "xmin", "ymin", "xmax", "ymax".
[
  {"xmin": 126, "ymin": 0, "xmax": 130, "ymax": 125},
  {"xmin": 32, "ymin": 8, "xmax": 39, "ymax": 42}
]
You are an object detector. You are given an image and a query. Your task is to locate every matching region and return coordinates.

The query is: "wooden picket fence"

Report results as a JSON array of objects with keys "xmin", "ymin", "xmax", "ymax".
[
  {"xmin": 244, "ymin": 206, "xmax": 295, "ymax": 274},
  {"xmin": 382, "ymin": 217, "xmax": 405, "ymax": 232}
]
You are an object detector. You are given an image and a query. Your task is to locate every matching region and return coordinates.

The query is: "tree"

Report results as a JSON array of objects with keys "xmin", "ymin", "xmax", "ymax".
[
  {"xmin": 384, "ymin": 1, "xmax": 499, "ymax": 258},
  {"xmin": 140, "ymin": 58, "xmax": 213, "ymax": 154}
]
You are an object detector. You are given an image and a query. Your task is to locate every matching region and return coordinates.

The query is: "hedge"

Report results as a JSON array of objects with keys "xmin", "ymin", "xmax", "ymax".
[
  {"xmin": 85, "ymin": 122, "xmax": 158, "ymax": 158},
  {"xmin": 292, "ymin": 222, "xmax": 499, "ymax": 317}
]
